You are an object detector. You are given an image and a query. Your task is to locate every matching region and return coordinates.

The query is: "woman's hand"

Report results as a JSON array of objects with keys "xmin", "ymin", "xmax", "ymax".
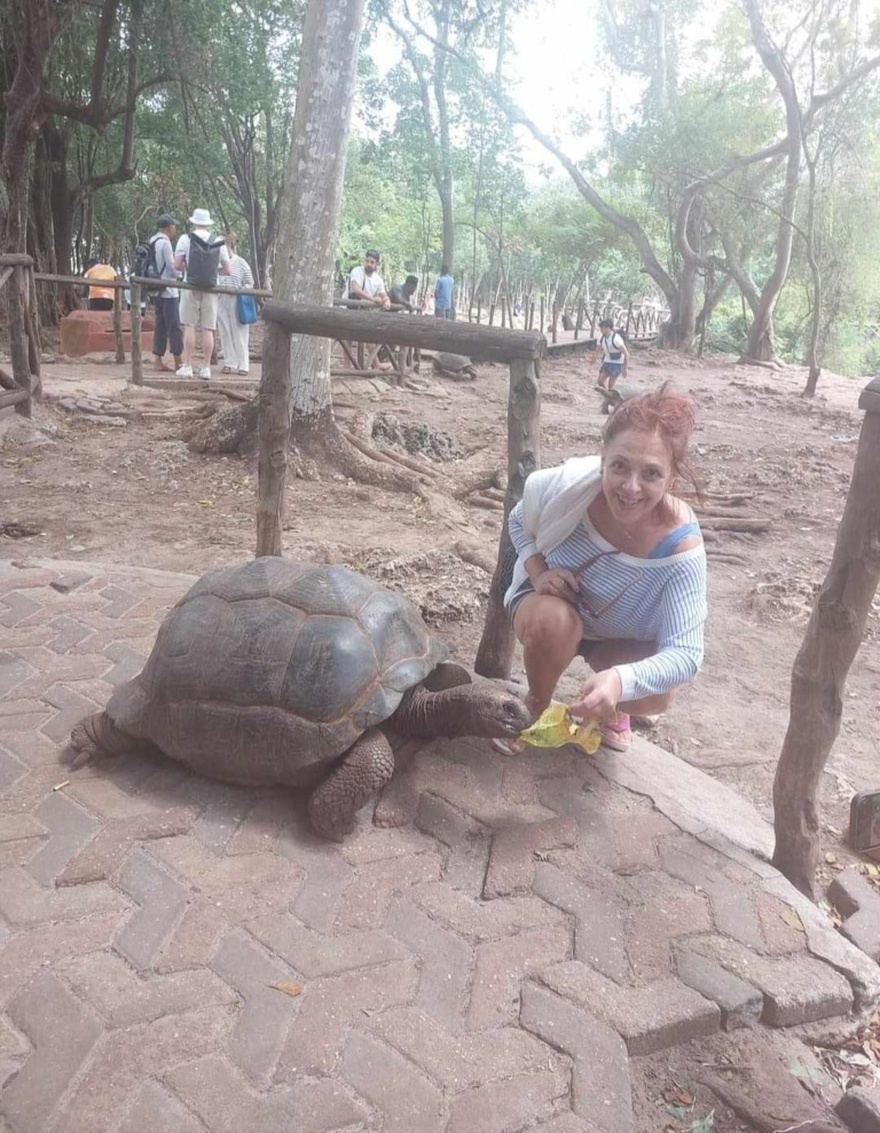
[
  {"xmin": 533, "ymin": 567, "xmax": 579, "ymax": 604},
  {"xmin": 569, "ymin": 668, "xmax": 622, "ymax": 723}
]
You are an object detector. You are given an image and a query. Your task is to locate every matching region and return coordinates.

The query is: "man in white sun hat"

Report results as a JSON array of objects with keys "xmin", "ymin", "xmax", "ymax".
[{"xmin": 173, "ymin": 207, "xmax": 232, "ymax": 379}]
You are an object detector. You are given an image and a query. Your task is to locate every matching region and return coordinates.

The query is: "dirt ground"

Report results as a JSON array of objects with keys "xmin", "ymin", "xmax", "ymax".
[{"xmin": 2, "ymin": 340, "xmax": 878, "ymax": 892}]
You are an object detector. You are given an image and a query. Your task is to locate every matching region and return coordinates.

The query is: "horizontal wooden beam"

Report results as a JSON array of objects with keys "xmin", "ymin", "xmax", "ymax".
[
  {"xmin": 0, "ymin": 387, "xmax": 30, "ymax": 409},
  {"xmin": 131, "ymin": 276, "xmax": 274, "ymax": 298},
  {"xmin": 0, "ymin": 254, "xmax": 34, "ymax": 267},
  {"xmin": 263, "ymin": 303, "xmax": 547, "ymax": 362},
  {"xmin": 34, "ymin": 273, "xmax": 130, "ymax": 289}
]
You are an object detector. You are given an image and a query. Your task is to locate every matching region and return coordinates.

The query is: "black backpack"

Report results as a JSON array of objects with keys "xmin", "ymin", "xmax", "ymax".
[
  {"xmin": 133, "ymin": 237, "xmax": 161, "ymax": 282},
  {"xmin": 186, "ymin": 232, "xmax": 225, "ymax": 289}
]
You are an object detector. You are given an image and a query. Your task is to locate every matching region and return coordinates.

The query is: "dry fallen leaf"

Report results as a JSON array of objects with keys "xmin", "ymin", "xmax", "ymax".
[
  {"xmin": 662, "ymin": 1084, "xmax": 695, "ymax": 1107},
  {"xmin": 197, "ymin": 499, "xmax": 215, "ymax": 507},
  {"xmin": 781, "ymin": 907, "xmax": 805, "ymax": 932},
  {"xmin": 271, "ymin": 980, "xmax": 303, "ymax": 998},
  {"xmin": 825, "ymin": 852, "xmax": 837, "ymax": 864}
]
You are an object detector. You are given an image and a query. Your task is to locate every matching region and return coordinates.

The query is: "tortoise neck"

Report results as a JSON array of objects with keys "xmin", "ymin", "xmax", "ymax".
[{"xmin": 391, "ymin": 684, "xmax": 485, "ymax": 738}]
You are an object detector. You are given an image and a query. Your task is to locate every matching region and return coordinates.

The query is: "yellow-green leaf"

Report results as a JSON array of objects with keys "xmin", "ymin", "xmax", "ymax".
[{"xmin": 520, "ymin": 701, "xmax": 601, "ymax": 755}]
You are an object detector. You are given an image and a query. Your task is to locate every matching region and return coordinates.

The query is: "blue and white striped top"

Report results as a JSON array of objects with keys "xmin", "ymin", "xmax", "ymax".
[{"xmin": 507, "ymin": 499, "xmax": 707, "ymax": 701}]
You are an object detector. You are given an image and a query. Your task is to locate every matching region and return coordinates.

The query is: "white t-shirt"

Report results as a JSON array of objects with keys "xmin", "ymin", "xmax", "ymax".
[
  {"xmin": 599, "ymin": 332, "xmax": 626, "ymax": 363},
  {"xmin": 348, "ymin": 265, "xmax": 386, "ymax": 300}
]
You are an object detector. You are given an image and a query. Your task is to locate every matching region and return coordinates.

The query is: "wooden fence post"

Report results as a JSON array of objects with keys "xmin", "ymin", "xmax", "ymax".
[
  {"xmin": 474, "ymin": 357, "xmax": 542, "ymax": 678},
  {"xmin": 130, "ymin": 283, "xmax": 143, "ymax": 385},
  {"xmin": 112, "ymin": 285, "xmax": 125, "ymax": 364},
  {"xmin": 772, "ymin": 377, "xmax": 880, "ymax": 896},
  {"xmin": 551, "ymin": 304, "xmax": 558, "ymax": 344}
]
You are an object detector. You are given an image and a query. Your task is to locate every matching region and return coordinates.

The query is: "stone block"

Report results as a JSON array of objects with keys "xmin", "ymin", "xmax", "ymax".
[
  {"xmin": 114, "ymin": 849, "xmax": 189, "ymax": 970},
  {"xmin": 533, "ymin": 860, "xmax": 628, "ymax": 983},
  {"xmin": 538, "ymin": 960, "xmax": 720, "ymax": 1055},
  {"xmin": 0, "ymin": 970, "xmax": 104, "ymax": 1133},
  {"xmin": 690, "ymin": 935, "xmax": 853, "ymax": 1026},
  {"xmin": 483, "ymin": 817, "xmax": 576, "ymax": 899},
  {"xmin": 828, "ymin": 867, "xmax": 880, "ymax": 962},
  {"xmin": 520, "ymin": 981, "xmax": 634, "ymax": 1133},
  {"xmin": 387, "ymin": 897, "xmax": 472, "ymax": 1028},
  {"xmin": 340, "ymin": 1030, "xmax": 446, "ymax": 1133},
  {"xmin": 836, "ymin": 1086, "xmax": 880, "ymax": 1133},
  {"xmin": 211, "ymin": 929, "xmax": 302, "ymax": 1082},
  {"xmin": 674, "ymin": 945, "xmax": 763, "ymax": 1030}
]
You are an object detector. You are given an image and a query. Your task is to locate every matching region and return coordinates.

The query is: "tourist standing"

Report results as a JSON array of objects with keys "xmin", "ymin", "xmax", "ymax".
[
  {"xmin": 217, "ymin": 234, "xmax": 255, "ymax": 375},
  {"xmin": 434, "ymin": 265, "xmax": 454, "ymax": 319},
  {"xmin": 150, "ymin": 214, "xmax": 183, "ymax": 372},
  {"xmin": 173, "ymin": 207, "xmax": 232, "ymax": 380}
]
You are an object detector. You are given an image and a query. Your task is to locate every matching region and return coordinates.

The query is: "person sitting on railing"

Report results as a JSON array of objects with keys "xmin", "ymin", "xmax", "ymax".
[
  {"xmin": 347, "ymin": 250, "xmax": 391, "ymax": 310},
  {"xmin": 389, "ymin": 275, "xmax": 419, "ymax": 312}
]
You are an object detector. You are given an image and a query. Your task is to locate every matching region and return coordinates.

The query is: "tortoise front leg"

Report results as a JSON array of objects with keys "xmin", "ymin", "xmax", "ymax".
[{"xmin": 308, "ymin": 728, "xmax": 395, "ymax": 842}]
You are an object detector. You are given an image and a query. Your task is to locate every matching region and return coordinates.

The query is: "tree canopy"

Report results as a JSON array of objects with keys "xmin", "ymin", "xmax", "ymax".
[{"xmin": 3, "ymin": 0, "xmax": 880, "ymax": 380}]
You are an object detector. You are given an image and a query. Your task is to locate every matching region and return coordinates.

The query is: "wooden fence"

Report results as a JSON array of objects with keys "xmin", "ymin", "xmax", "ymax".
[{"xmin": 0, "ymin": 254, "xmax": 41, "ymax": 417}]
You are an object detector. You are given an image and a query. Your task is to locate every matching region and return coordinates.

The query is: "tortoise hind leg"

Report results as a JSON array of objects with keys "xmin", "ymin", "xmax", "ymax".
[
  {"xmin": 68, "ymin": 711, "xmax": 133, "ymax": 769},
  {"xmin": 308, "ymin": 728, "xmax": 394, "ymax": 842}
]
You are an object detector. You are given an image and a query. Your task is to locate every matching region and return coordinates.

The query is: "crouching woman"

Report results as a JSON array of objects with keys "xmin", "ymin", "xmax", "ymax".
[{"xmin": 497, "ymin": 383, "xmax": 707, "ymax": 753}]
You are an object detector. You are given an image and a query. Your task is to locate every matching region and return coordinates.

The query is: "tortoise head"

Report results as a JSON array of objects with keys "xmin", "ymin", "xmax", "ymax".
[
  {"xmin": 468, "ymin": 684, "xmax": 535, "ymax": 738},
  {"xmin": 393, "ymin": 681, "xmax": 534, "ymax": 740}
]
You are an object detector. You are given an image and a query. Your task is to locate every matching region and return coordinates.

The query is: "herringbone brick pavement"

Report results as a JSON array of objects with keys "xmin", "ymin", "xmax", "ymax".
[{"xmin": 1, "ymin": 558, "xmax": 878, "ymax": 1132}]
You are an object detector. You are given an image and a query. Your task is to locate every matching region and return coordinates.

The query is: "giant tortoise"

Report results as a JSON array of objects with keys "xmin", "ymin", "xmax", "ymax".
[
  {"xmin": 68, "ymin": 557, "xmax": 532, "ymax": 840},
  {"xmin": 431, "ymin": 352, "xmax": 477, "ymax": 381}
]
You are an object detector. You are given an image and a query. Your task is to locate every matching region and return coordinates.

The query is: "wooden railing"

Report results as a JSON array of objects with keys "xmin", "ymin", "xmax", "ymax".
[{"xmin": 0, "ymin": 254, "xmax": 41, "ymax": 417}]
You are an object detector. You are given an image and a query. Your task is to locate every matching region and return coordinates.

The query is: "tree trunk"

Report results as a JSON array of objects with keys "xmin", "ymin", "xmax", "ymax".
[
  {"xmin": 741, "ymin": 0, "xmax": 803, "ymax": 363},
  {"xmin": 802, "ymin": 149, "xmax": 822, "ymax": 397},
  {"xmin": 1, "ymin": 0, "xmax": 60, "ymax": 413},
  {"xmin": 255, "ymin": 0, "xmax": 367, "ymax": 557},
  {"xmin": 772, "ymin": 383, "xmax": 880, "ymax": 896},
  {"xmin": 475, "ymin": 358, "xmax": 541, "ymax": 678}
]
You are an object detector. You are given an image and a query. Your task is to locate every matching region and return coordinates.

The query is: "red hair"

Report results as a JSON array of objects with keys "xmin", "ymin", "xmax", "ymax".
[{"xmin": 603, "ymin": 382, "xmax": 699, "ymax": 495}]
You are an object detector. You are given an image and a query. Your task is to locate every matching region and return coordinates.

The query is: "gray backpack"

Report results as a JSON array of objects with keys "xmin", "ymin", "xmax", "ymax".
[{"xmin": 186, "ymin": 232, "xmax": 224, "ymax": 289}]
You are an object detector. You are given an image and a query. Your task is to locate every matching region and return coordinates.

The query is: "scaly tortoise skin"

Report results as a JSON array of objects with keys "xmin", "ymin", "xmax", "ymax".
[{"xmin": 68, "ymin": 558, "xmax": 531, "ymax": 840}]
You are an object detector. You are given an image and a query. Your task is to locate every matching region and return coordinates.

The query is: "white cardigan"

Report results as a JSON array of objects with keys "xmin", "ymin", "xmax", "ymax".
[{"xmin": 505, "ymin": 456, "xmax": 602, "ymax": 605}]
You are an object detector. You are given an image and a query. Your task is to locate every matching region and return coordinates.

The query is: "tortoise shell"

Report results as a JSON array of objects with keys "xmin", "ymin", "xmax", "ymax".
[
  {"xmin": 106, "ymin": 558, "xmax": 447, "ymax": 787},
  {"xmin": 434, "ymin": 352, "xmax": 473, "ymax": 371}
]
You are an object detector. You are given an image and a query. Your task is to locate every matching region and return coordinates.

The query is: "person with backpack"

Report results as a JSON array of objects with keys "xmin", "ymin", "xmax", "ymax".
[
  {"xmin": 594, "ymin": 317, "xmax": 630, "ymax": 391},
  {"xmin": 173, "ymin": 207, "xmax": 232, "ymax": 380},
  {"xmin": 147, "ymin": 214, "xmax": 183, "ymax": 372}
]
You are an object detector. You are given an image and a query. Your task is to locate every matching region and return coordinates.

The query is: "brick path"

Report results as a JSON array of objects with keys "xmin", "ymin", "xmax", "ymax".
[{"xmin": 1, "ymin": 558, "xmax": 878, "ymax": 1133}]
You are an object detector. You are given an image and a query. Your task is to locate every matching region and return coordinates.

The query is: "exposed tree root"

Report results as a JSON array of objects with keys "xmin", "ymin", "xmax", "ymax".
[
  {"xmin": 737, "ymin": 356, "xmax": 785, "ymax": 371},
  {"xmin": 698, "ymin": 1072, "xmax": 842, "ymax": 1133},
  {"xmin": 454, "ymin": 540, "xmax": 496, "ymax": 575}
]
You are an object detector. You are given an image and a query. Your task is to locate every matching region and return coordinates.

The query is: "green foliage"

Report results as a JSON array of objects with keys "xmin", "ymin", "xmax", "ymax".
[{"xmin": 6, "ymin": 0, "xmax": 880, "ymax": 361}]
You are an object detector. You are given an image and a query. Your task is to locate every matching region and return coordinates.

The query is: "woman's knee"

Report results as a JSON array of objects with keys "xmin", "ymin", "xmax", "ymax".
[{"xmin": 515, "ymin": 597, "xmax": 582, "ymax": 652}]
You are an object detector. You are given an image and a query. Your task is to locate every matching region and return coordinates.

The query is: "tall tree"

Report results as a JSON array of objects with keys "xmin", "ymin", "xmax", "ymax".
[{"xmin": 257, "ymin": 0, "xmax": 370, "ymax": 553}]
